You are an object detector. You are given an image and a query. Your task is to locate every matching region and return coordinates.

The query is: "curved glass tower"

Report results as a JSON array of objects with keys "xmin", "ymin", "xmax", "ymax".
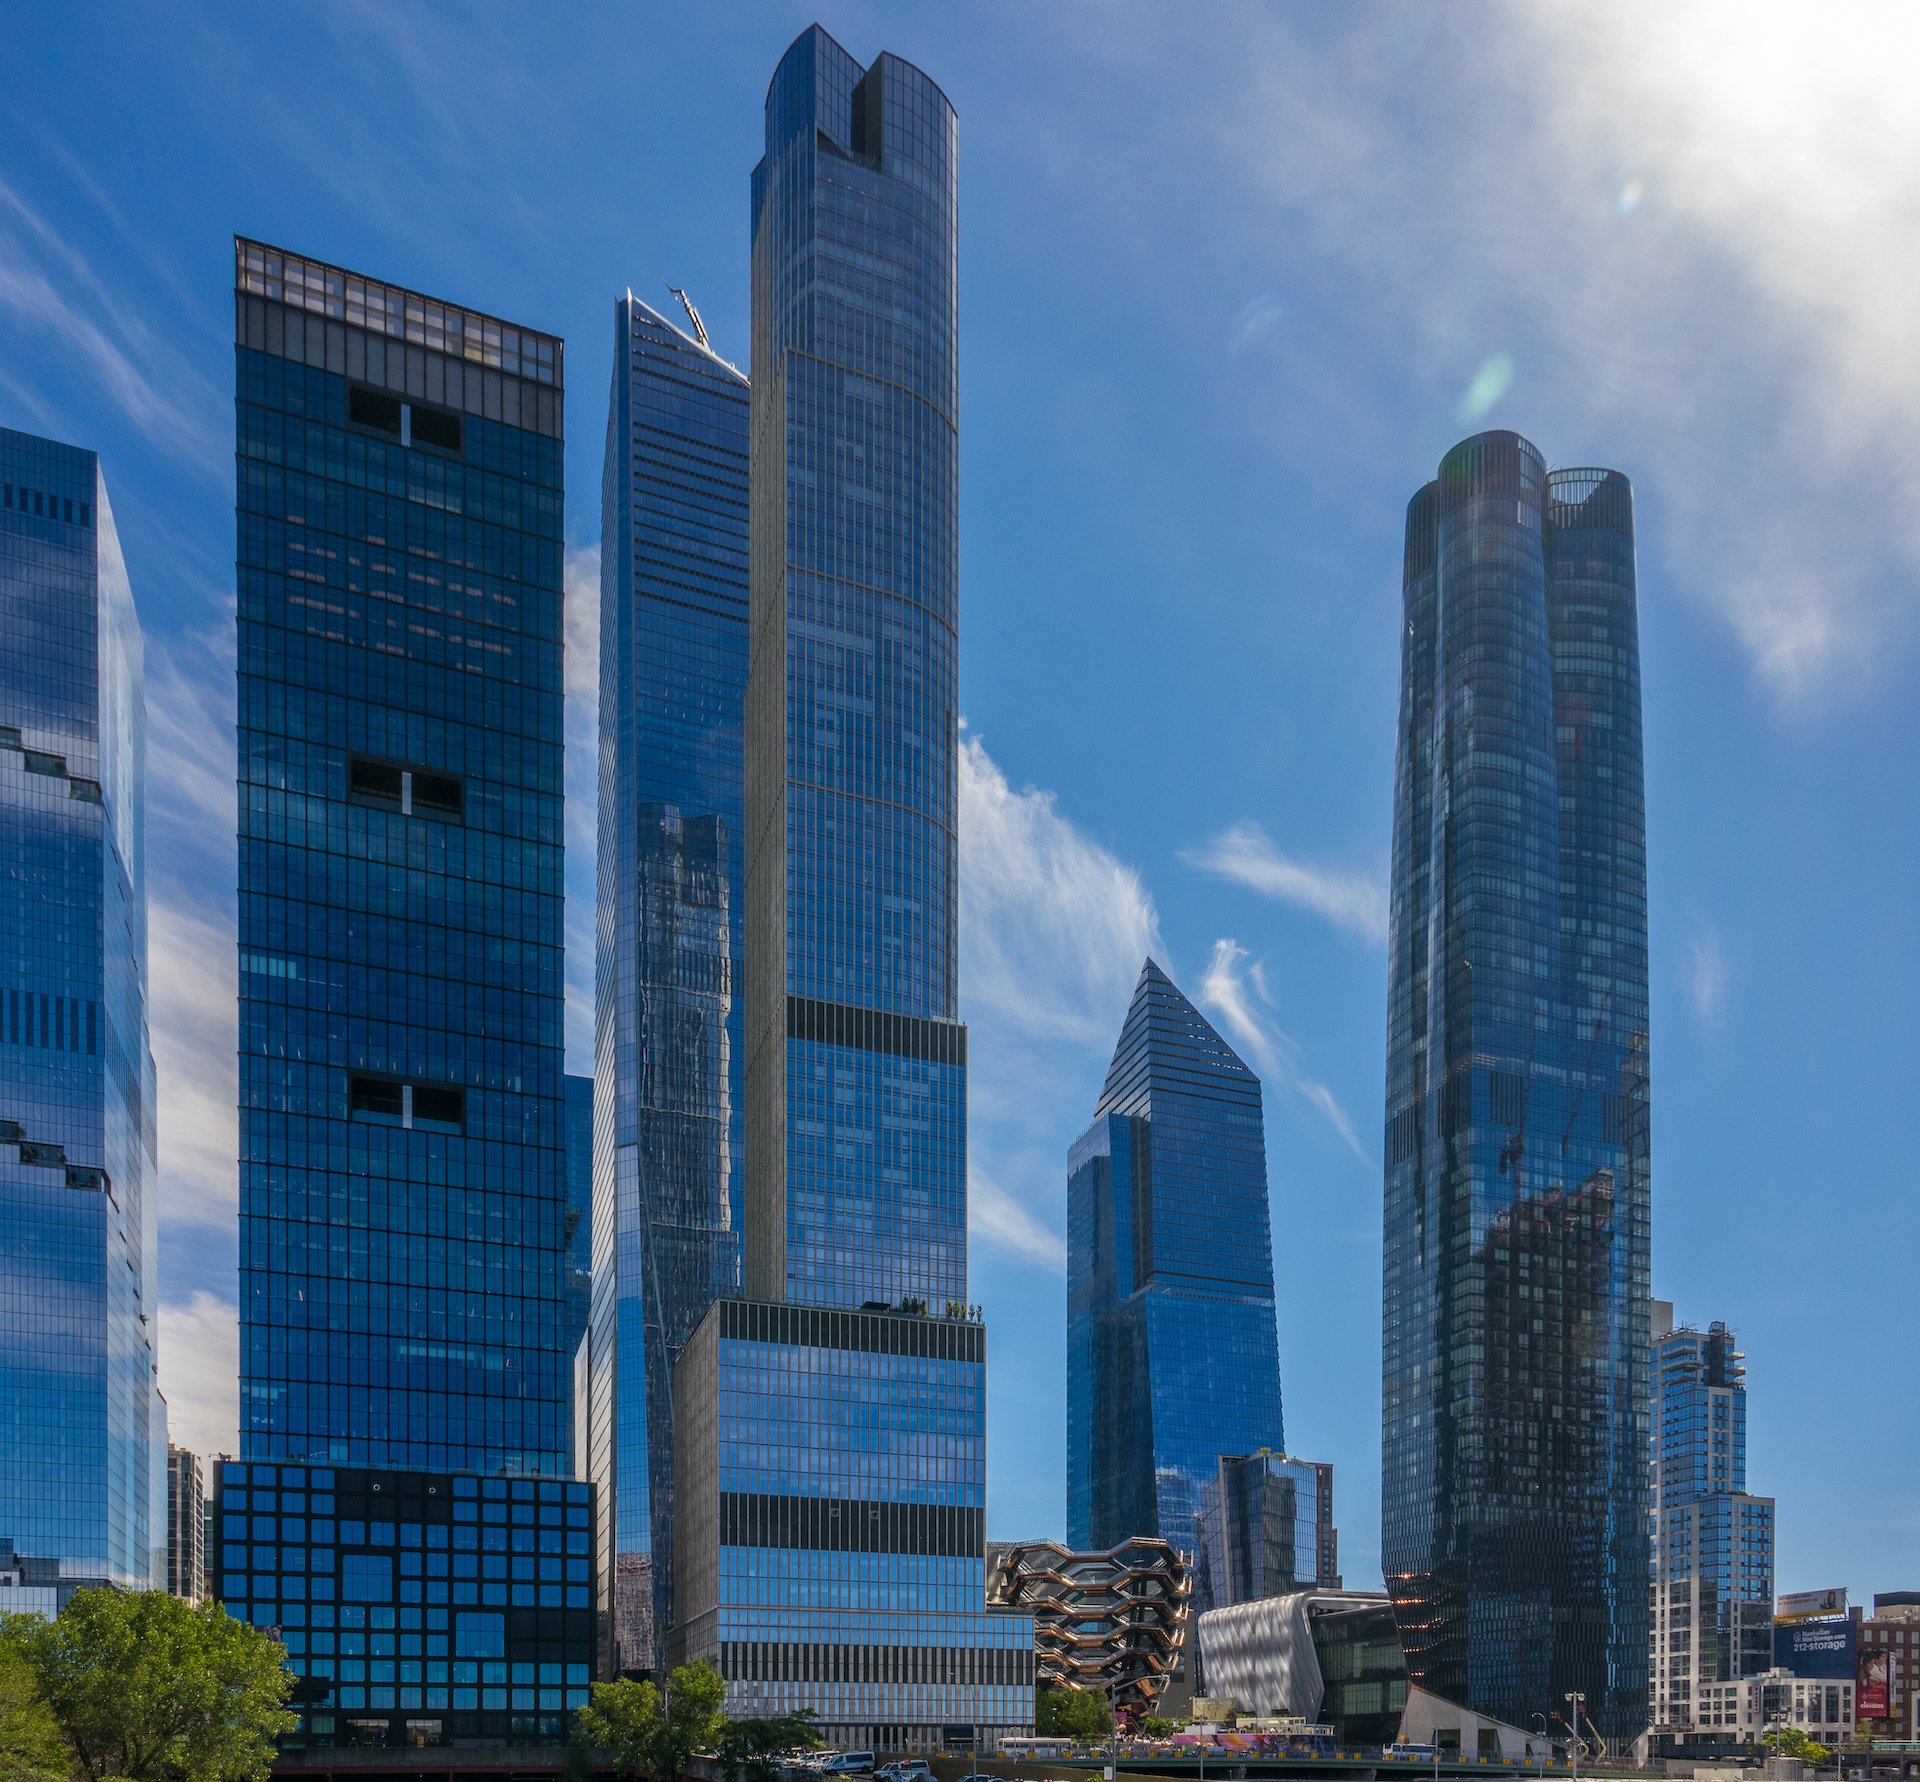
[
  {"xmin": 0, "ymin": 428, "xmax": 165, "ymax": 1601},
  {"xmin": 1382, "ymin": 430, "xmax": 1651, "ymax": 1746}
]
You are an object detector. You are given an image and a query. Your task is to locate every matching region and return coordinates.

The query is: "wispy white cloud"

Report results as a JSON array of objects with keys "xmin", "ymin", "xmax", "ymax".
[
  {"xmin": 1499, "ymin": 3, "xmax": 1920, "ymax": 698},
  {"xmin": 562, "ymin": 545, "xmax": 600, "ymax": 1075},
  {"xmin": 159, "ymin": 1291, "xmax": 239, "ymax": 1461},
  {"xmin": 959, "ymin": 730, "xmax": 1163, "ymax": 1270},
  {"xmin": 1046, "ymin": 2, "xmax": 1920, "ymax": 701},
  {"xmin": 149, "ymin": 898, "xmax": 238, "ymax": 1231},
  {"xmin": 0, "ymin": 176, "xmax": 224, "ymax": 480},
  {"xmin": 143, "ymin": 636, "xmax": 240, "ymax": 1235},
  {"xmin": 960, "ymin": 729, "xmax": 1161, "ymax": 1046},
  {"xmin": 1185, "ymin": 820, "xmax": 1388, "ymax": 946},
  {"xmin": 1197, "ymin": 938, "xmax": 1373, "ymax": 1168},
  {"xmin": 1685, "ymin": 924, "xmax": 1729, "ymax": 1032},
  {"xmin": 969, "ymin": 1167, "xmax": 1068, "ymax": 1274}
]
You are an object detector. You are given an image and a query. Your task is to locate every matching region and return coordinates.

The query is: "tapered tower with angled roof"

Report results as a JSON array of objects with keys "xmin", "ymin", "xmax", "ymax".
[{"xmin": 1067, "ymin": 958, "xmax": 1285, "ymax": 1550}]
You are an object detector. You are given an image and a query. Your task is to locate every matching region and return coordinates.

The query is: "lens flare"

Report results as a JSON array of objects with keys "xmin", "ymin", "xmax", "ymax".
[
  {"xmin": 1618, "ymin": 177, "xmax": 1645, "ymax": 214},
  {"xmin": 1456, "ymin": 353, "xmax": 1515, "ymax": 425}
]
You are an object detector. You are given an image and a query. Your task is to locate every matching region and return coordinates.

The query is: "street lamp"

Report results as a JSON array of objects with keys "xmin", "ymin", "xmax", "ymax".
[
  {"xmin": 1531, "ymin": 1715, "xmax": 1549, "ymax": 1779},
  {"xmin": 1564, "ymin": 1693, "xmax": 1585, "ymax": 1782}
]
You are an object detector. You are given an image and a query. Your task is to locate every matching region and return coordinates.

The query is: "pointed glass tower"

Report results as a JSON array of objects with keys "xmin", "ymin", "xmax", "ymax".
[{"xmin": 1067, "ymin": 959, "xmax": 1285, "ymax": 1551}]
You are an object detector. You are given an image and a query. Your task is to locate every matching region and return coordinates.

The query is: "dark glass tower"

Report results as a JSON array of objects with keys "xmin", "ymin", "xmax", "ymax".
[
  {"xmin": 225, "ymin": 242, "xmax": 590, "ymax": 1749},
  {"xmin": 671, "ymin": 29, "xmax": 1033, "ymax": 1744},
  {"xmin": 591, "ymin": 294, "xmax": 747, "ymax": 1674},
  {"xmin": 1, "ymin": 428, "xmax": 166, "ymax": 1600},
  {"xmin": 1382, "ymin": 430, "xmax": 1651, "ymax": 1745},
  {"xmin": 234, "ymin": 238, "xmax": 570, "ymax": 1476},
  {"xmin": 1067, "ymin": 959, "xmax": 1285, "ymax": 1553}
]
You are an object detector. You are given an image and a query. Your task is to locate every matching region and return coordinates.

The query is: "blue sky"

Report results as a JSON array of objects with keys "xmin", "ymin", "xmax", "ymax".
[{"xmin": 4, "ymin": 3, "xmax": 1916, "ymax": 1602}]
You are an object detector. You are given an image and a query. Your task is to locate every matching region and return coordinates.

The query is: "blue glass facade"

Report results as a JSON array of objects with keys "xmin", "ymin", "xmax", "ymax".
[
  {"xmin": 668, "ymin": 29, "xmax": 1031, "ymax": 1743},
  {"xmin": 208, "ymin": 1458, "xmax": 595, "ymax": 1749},
  {"xmin": 1194, "ymin": 1453, "xmax": 1340, "ymax": 1621},
  {"xmin": 1067, "ymin": 959, "xmax": 1285, "ymax": 1554},
  {"xmin": 0, "ymin": 427, "xmax": 166, "ymax": 1599},
  {"xmin": 674, "ymin": 1300, "xmax": 1031, "ymax": 1744},
  {"xmin": 1650, "ymin": 1306, "xmax": 1773, "ymax": 1739},
  {"xmin": 1382, "ymin": 430, "xmax": 1651, "ymax": 1745},
  {"xmin": 742, "ymin": 24, "xmax": 965, "ymax": 1313},
  {"xmin": 563, "ymin": 1073, "xmax": 592, "ymax": 1455},
  {"xmin": 233, "ymin": 239, "xmax": 570, "ymax": 1477},
  {"xmin": 591, "ymin": 295, "xmax": 748, "ymax": 1672}
]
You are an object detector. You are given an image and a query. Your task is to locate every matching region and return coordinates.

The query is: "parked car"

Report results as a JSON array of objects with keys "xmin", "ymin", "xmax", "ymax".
[{"xmin": 821, "ymin": 1754, "xmax": 877, "ymax": 1777}]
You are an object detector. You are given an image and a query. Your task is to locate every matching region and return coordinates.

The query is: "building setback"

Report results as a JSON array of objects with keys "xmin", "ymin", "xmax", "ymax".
[
  {"xmin": 589, "ymin": 295, "xmax": 748, "ymax": 1675},
  {"xmin": 670, "ymin": 27, "xmax": 1032, "ymax": 1745},
  {"xmin": 1382, "ymin": 430, "xmax": 1652, "ymax": 1747},
  {"xmin": 1649, "ymin": 1303, "xmax": 1774, "ymax": 1748},
  {"xmin": 1068, "ymin": 959, "xmax": 1285, "ymax": 1553},
  {"xmin": 224, "ymin": 239, "xmax": 585, "ymax": 1750},
  {"xmin": 0, "ymin": 428, "xmax": 166, "ymax": 1605}
]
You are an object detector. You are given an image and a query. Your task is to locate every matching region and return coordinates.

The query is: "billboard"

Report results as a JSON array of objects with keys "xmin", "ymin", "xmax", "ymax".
[
  {"xmin": 1778, "ymin": 1588, "xmax": 1848, "ymax": 1622},
  {"xmin": 1775, "ymin": 1619, "xmax": 1858, "ymax": 1680},
  {"xmin": 1859, "ymin": 1648, "xmax": 1891, "ymax": 1721}
]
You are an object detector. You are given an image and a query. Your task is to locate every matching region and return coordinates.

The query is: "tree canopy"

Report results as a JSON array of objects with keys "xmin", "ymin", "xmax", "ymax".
[
  {"xmin": 1, "ymin": 1589, "xmax": 294, "ymax": 1782},
  {"xmin": 716, "ymin": 1708, "xmax": 825, "ymax": 1782},
  {"xmin": 575, "ymin": 1659, "xmax": 731, "ymax": 1778},
  {"xmin": 0, "ymin": 1625, "xmax": 72, "ymax": 1782},
  {"xmin": 1763, "ymin": 1725, "xmax": 1833, "ymax": 1767},
  {"xmin": 1035, "ymin": 1685, "xmax": 1113, "ymax": 1741}
]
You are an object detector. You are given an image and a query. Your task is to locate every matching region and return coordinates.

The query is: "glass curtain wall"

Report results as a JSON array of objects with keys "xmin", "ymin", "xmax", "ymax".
[
  {"xmin": 0, "ymin": 427, "xmax": 165, "ymax": 1597},
  {"xmin": 1068, "ymin": 959, "xmax": 1285, "ymax": 1553},
  {"xmin": 591, "ymin": 294, "xmax": 748, "ymax": 1673},
  {"xmin": 1382, "ymin": 430, "xmax": 1651, "ymax": 1746},
  {"xmin": 233, "ymin": 240, "xmax": 570, "ymax": 1477}
]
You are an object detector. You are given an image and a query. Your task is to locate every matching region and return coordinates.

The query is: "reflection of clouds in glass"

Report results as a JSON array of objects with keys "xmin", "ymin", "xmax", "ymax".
[
  {"xmin": 1456, "ymin": 352, "xmax": 1515, "ymax": 425},
  {"xmin": 1230, "ymin": 292, "xmax": 1288, "ymax": 354}
]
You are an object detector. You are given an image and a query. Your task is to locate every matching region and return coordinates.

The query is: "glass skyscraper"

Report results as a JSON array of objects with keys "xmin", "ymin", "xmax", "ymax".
[
  {"xmin": 1194, "ymin": 1453, "xmax": 1340, "ymax": 1621},
  {"xmin": 590, "ymin": 294, "xmax": 747, "ymax": 1674},
  {"xmin": 0, "ymin": 427, "xmax": 166, "ymax": 1602},
  {"xmin": 228, "ymin": 241, "xmax": 587, "ymax": 1749},
  {"xmin": 1649, "ymin": 1302, "xmax": 1773, "ymax": 1745},
  {"xmin": 1068, "ymin": 959, "xmax": 1285, "ymax": 1553},
  {"xmin": 670, "ymin": 29, "xmax": 1032, "ymax": 1744},
  {"xmin": 563, "ymin": 1073, "xmax": 592, "ymax": 1462},
  {"xmin": 1382, "ymin": 429, "xmax": 1652, "ymax": 1746}
]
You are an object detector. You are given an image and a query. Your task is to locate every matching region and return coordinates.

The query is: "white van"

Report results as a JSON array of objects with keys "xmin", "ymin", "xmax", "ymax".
[{"xmin": 821, "ymin": 1754, "xmax": 876, "ymax": 1777}]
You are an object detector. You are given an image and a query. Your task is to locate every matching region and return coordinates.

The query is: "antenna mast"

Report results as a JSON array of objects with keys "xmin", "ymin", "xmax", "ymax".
[{"xmin": 667, "ymin": 286, "xmax": 710, "ymax": 351}]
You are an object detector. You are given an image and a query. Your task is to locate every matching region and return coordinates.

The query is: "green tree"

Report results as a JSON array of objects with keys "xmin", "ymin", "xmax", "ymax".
[
  {"xmin": 6, "ymin": 1589, "xmax": 293, "ymax": 1782},
  {"xmin": 576, "ymin": 1660, "xmax": 730, "ymax": 1778},
  {"xmin": 716, "ymin": 1709, "xmax": 824, "ymax": 1782},
  {"xmin": 1035, "ymin": 1685, "xmax": 1112, "ymax": 1741},
  {"xmin": 0, "ymin": 1621, "xmax": 73, "ymax": 1782},
  {"xmin": 1141, "ymin": 1716, "xmax": 1175, "ymax": 1739},
  {"xmin": 1762, "ymin": 1726, "xmax": 1833, "ymax": 1768}
]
